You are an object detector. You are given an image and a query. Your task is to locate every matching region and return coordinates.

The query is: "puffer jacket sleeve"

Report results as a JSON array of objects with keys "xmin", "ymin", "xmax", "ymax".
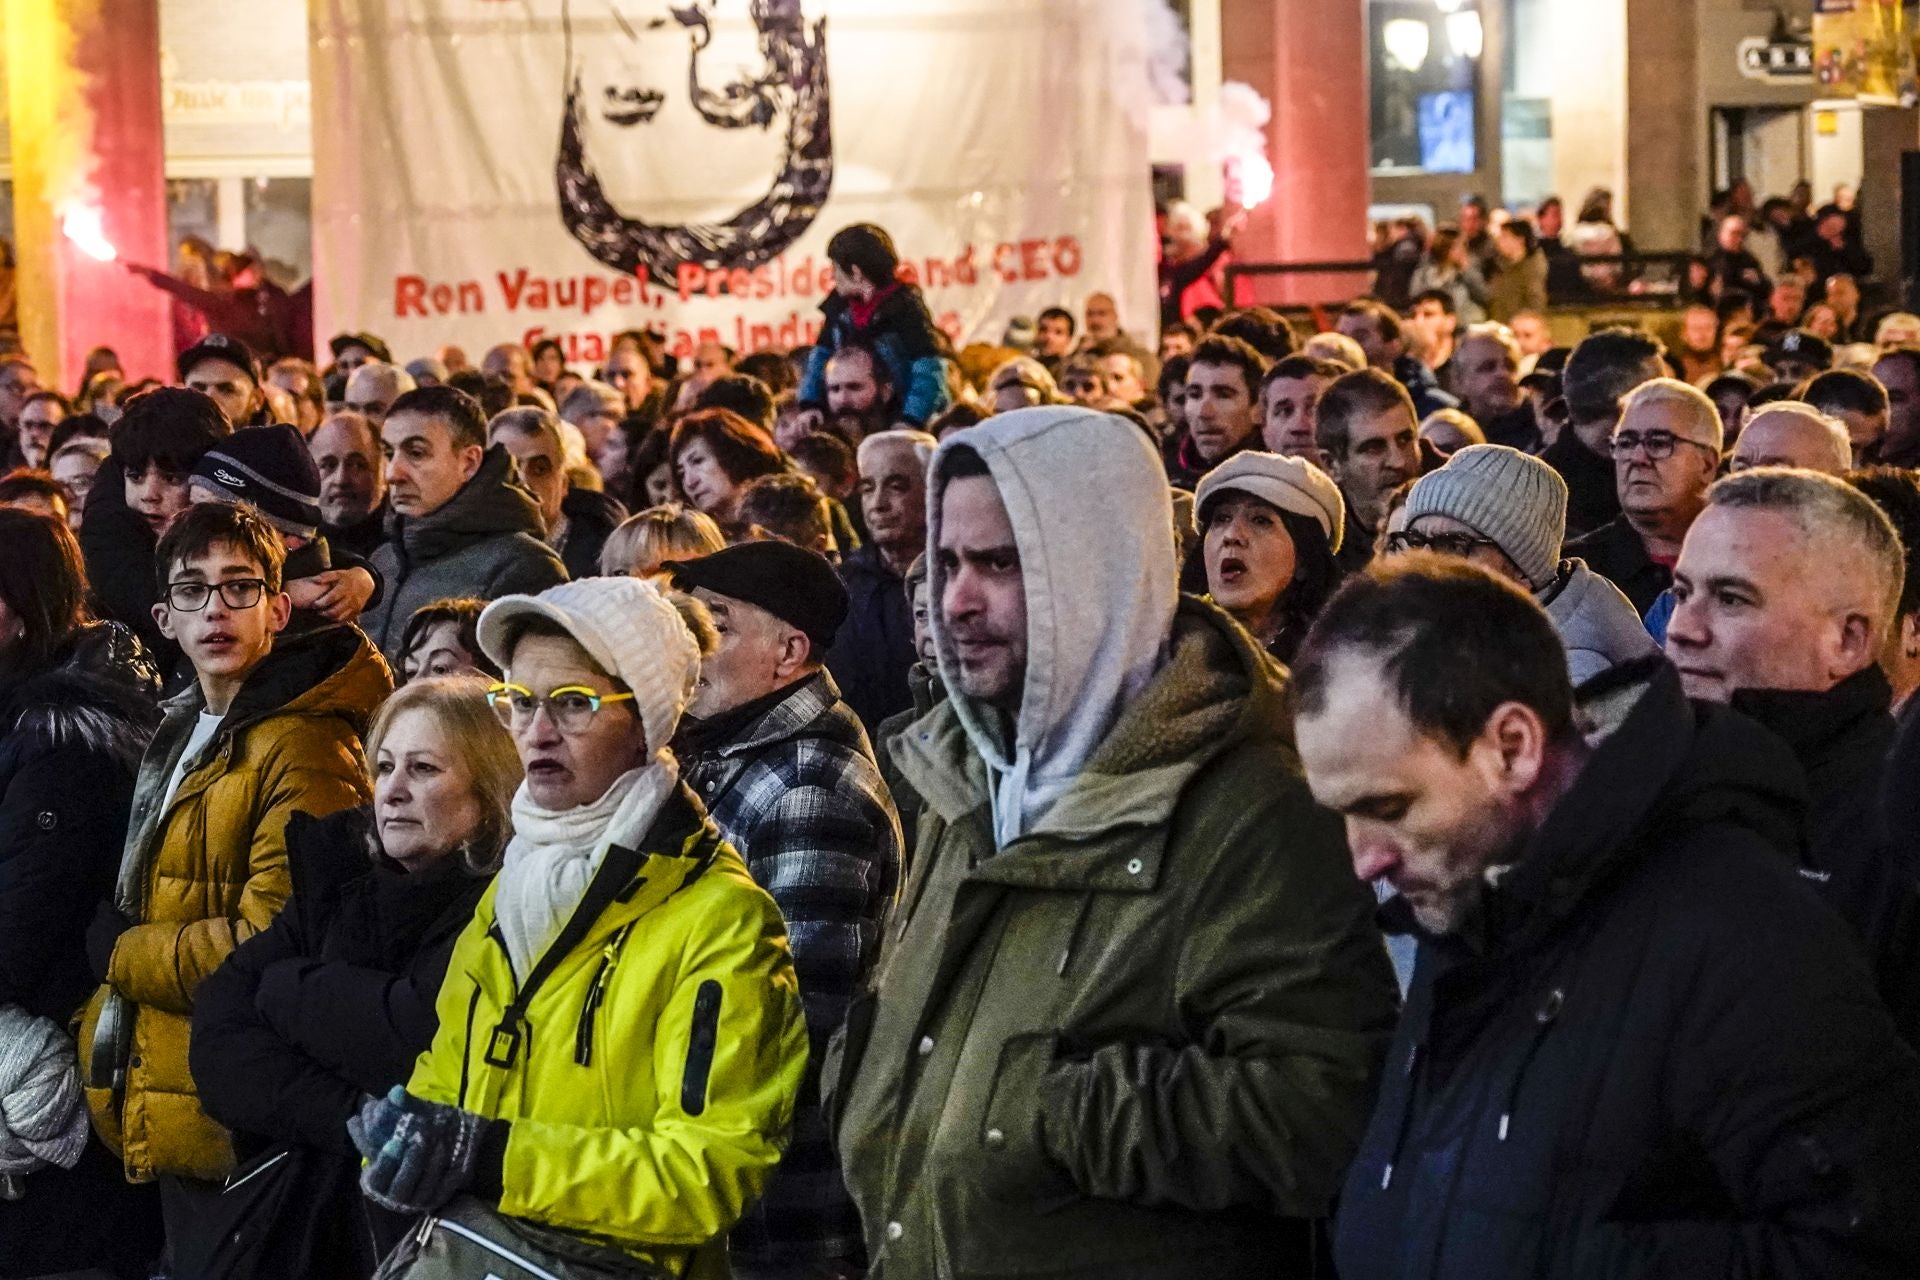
[
  {"xmin": 490, "ymin": 888, "xmax": 810, "ymax": 1249},
  {"xmin": 1035, "ymin": 778, "xmax": 1401, "ymax": 1218},
  {"xmin": 899, "ymin": 355, "xmax": 952, "ymax": 428},
  {"xmin": 189, "ymin": 907, "xmax": 363, "ymax": 1153},
  {"xmin": 796, "ymin": 340, "xmax": 832, "ymax": 411},
  {"xmin": 109, "ymin": 732, "xmax": 368, "ymax": 1014}
]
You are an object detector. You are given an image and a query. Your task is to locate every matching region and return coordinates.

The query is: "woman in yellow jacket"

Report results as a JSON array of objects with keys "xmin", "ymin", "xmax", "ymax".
[{"xmin": 352, "ymin": 576, "xmax": 809, "ymax": 1279}]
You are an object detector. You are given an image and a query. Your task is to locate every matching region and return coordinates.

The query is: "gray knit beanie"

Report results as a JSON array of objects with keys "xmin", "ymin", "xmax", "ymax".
[{"xmin": 1403, "ymin": 444, "xmax": 1567, "ymax": 589}]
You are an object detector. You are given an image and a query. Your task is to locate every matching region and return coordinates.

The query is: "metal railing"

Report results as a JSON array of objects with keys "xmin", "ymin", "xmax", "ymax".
[{"xmin": 1223, "ymin": 250, "xmax": 1701, "ymax": 313}]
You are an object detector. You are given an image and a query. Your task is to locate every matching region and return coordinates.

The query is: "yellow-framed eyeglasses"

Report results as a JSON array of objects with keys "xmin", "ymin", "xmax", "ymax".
[{"xmin": 485, "ymin": 682, "xmax": 636, "ymax": 734}]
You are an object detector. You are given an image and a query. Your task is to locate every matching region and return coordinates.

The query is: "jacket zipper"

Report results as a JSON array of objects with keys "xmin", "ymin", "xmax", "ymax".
[
  {"xmin": 456, "ymin": 985, "xmax": 482, "ymax": 1108},
  {"xmin": 1380, "ymin": 1040, "xmax": 1425, "ymax": 1189},
  {"xmin": 574, "ymin": 924, "xmax": 634, "ymax": 1067}
]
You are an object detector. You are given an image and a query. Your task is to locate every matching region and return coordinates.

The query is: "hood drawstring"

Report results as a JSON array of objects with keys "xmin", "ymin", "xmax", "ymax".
[
  {"xmin": 1379, "ymin": 1039, "xmax": 1425, "ymax": 1190},
  {"xmin": 1497, "ymin": 985, "xmax": 1565, "ymax": 1141}
]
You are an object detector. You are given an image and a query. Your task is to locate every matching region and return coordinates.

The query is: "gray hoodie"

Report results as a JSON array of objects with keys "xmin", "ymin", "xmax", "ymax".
[
  {"xmin": 1540, "ymin": 557, "xmax": 1660, "ymax": 686},
  {"xmin": 927, "ymin": 408, "xmax": 1176, "ymax": 847}
]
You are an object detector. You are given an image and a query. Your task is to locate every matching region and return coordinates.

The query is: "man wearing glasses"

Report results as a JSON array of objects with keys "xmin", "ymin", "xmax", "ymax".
[
  {"xmin": 1389, "ymin": 443, "xmax": 1658, "ymax": 684},
  {"xmin": 1566, "ymin": 378, "xmax": 1724, "ymax": 616},
  {"xmin": 79, "ymin": 501, "xmax": 390, "ymax": 1244}
]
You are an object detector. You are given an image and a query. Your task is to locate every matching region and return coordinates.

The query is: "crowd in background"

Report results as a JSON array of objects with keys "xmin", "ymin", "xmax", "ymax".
[{"xmin": 0, "ymin": 198, "xmax": 1919, "ymax": 1280}]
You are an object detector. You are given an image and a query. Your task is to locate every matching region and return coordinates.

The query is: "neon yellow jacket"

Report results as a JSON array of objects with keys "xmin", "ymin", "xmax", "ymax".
[{"xmin": 409, "ymin": 786, "xmax": 809, "ymax": 1276}]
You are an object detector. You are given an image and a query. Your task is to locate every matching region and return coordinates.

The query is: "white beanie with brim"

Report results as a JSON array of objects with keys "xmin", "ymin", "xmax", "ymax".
[
  {"xmin": 1192, "ymin": 450, "xmax": 1346, "ymax": 554},
  {"xmin": 478, "ymin": 576, "xmax": 700, "ymax": 754}
]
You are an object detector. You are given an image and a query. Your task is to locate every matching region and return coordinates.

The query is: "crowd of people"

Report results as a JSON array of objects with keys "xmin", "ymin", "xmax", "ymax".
[{"xmin": 1, "ymin": 207, "xmax": 1919, "ymax": 1280}]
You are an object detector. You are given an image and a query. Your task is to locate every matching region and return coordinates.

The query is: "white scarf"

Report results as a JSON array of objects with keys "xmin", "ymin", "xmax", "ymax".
[{"xmin": 492, "ymin": 753, "xmax": 678, "ymax": 978}]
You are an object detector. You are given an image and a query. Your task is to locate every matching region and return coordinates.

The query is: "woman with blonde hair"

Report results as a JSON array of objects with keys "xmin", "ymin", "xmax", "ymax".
[
  {"xmin": 188, "ymin": 677, "xmax": 520, "ymax": 1278},
  {"xmin": 598, "ymin": 502, "xmax": 726, "ymax": 578}
]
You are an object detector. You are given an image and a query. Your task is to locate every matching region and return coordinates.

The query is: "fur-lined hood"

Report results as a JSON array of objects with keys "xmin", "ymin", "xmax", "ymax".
[{"xmin": 1, "ymin": 623, "xmax": 161, "ymax": 774}]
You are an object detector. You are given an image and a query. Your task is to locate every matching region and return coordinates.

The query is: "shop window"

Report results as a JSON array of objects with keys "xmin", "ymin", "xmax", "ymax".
[{"xmin": 1370, "ymin": 0, "xmax": 1483, "ymax": 176}]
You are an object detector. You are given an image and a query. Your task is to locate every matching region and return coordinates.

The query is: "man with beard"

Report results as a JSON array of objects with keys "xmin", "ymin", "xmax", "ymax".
[
  {"xmin": 823, "ymin": 344, "xmax": 893, "ymax": 442},
  {"xmin": 1452, "ymin": 324, "xmax": 1539, "ymax": 451},
  {"xmin": 827, "ymin": 406, "xmax": 1397, "ymax": 1278},
  {"xmin": 1295, "ymin": 556, "xmax": 1920, "ymax": 1279},
  {"xmin": 1317, "ymin": 368, "xmax": 1424, "ymax": 573},
  {"xmin": 798, "ymin": 224, "xmax": 951, "ymax": 430},
  {"xmin": 307, "ymin": 411, "xmax": 389, "ymax": 562}
]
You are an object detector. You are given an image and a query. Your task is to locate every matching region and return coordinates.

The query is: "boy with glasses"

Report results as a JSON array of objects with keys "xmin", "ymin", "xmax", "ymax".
[{"xmin": 79, "ymin": 502, "xmax": 391, "ymax": 1248}]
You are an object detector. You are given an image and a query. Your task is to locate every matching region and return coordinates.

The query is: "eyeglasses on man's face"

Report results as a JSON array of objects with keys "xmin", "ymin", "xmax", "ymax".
[
  {"xmin": 1385, "ymin": 531, "xmax": 1499, "ymax": 558},
  {"xmin": 486, "ymin": 682, "xmax": 635, "ymax": 734},
  {"xmin": 1610, "ymin": 429, "xmax": 1718, "ymax": 461},
  {"xmin": 165, "ymin": 578, "xmax": 269, "ymax": 612}
]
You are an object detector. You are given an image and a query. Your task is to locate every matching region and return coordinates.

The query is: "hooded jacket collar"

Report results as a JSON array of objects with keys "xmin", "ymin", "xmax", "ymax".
[
  {"xmin": 167, "ymin": 624, "xmax": 392, "ymax": 743},
  {"xmin": 900, "ymin": 597, "xmax": 1278, "ymax": 855},
  {"xmin": 392, "ymin": 445, "xmax": 547, "ymax": 564},
  {"xmin": 926, "ymin": 408, "xmax": 1177, "ymax": 848},
  {"xmin": 1730, "ymin": 666, "xmax": 1894, "ymax": 762}
]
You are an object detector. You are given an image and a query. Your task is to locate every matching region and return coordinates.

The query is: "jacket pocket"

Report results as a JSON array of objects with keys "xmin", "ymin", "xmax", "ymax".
[{"xmin": 977, "ymin": 1033, "xmax": 1077, "ymax": 1209}]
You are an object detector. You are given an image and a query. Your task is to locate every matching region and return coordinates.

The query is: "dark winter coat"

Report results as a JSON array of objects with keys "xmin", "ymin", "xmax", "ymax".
[
  {"xmin": 189, "ymin": 806, "xmax": 491, "ymax": 1277},
  {"xmin": 1393, "ymin": 353, "xmax": 1460, "ymax": 420},
  {"xmin": 1735, "ymin": 667, "xmax": 1920, "ymax": 1042},
  {"xmin": 80, "ymin": 456, "xmax": 174, "ymax": 677},
  {"xmin": 824, "ymin": 543, "xmax": 916, "ymax": 730},
  {"xmin": 1541, "ymin": 429, "xmax": 1621, "ymax": 539},
  {"xmin": 360, "ymin": 445, "xmax": 568, "ymax": 661},
  {"xmin": 1564, "ymin": 512, "xmax": 1669, "ymax": 616},
  {"xmin": 679, "ymin": 671, "xmax": 902, "ymax": 1270},
  {"xmin": 323, "ymin": 500, "xmax": 390, "ymax": 564},
  {"xmin": 826, "ymin": 600, "xmax": 1400, "ymax": 1278},
  {"xmin": 555, "ymin": 485, "xmax": 628, "ymax": 581},
  {"xmin": 1333, "ymin": 659, "xmax": 1920, "ymax": 1280},
  {"xmin": 0, "ymin": 623, "xmax": 165, "ymax": 1279},
  {"xmin": 798, "ymin": 285, "xmax": 951, "ymax": 427}
]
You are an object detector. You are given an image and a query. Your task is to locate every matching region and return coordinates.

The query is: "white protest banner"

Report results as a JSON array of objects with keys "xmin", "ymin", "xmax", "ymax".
[{"xmin": 310, "ymin": 0, "xmax": 1157, "ymax": 365}]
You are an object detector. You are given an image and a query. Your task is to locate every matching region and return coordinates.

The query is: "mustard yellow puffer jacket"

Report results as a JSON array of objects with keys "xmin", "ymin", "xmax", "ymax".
[
  {"xmin": 79, "ymin": 627, "xmax": 391, "ymax": 1182},
  {"xmin": 408, "ymin": 785, "xmax": 809, "ymax": 1278}
]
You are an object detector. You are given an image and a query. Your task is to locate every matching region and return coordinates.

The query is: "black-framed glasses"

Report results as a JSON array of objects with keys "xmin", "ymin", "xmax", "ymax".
[
  {"xmin": 1610, "ymin": 430, "xmax": 1717, "ymax": 461},
  {"xmin": 165, "ymin": 578, "xmax": 269, "ymax": 612},
  {"xmin": 1385, "ymin": 531, "xmax": 1499, "ymax": 557},
  {"xmin": 486, "ymin": 682, "xmax": 635, "ymax": 734}
]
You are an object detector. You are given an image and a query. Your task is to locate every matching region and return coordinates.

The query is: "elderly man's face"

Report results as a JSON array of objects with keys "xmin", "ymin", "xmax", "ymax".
[
  {"xmin": 310, "ymin": 415, "xmax": 387, "ymax": 527},
  {"xmin": 1727, "ymin": 411, "xmax": 1845, "ymax": 474},
  {"xmin": 1084, "ymin": 294, "xmax": 1119, "ymax": 341},
  {"xmin": 1611, "ymin": 398, "xmax": 1720, "ymax": 527},
  {"xmin": 1453, "ymin": 337, "xmax": 1519, "ymax": 418},
  {"xmin": 1667, "ymin": 505, "xmax": 1877, "ymax": 701}
]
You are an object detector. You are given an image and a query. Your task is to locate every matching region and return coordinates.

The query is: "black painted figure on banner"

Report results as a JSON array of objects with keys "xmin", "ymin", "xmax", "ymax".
[{"xmin": 559, "ymin": 0, "xmax": 832, "ymax": 277}]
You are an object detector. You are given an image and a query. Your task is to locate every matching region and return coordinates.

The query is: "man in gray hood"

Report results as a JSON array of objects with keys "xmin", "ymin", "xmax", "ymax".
[
  {"xmin": 824, "ymin": 406, "xmax": 1399, "ymax": 1277},
  {"xmin": 1393, "ymin": 443, "xmax": 1658, "ymax": 684}
]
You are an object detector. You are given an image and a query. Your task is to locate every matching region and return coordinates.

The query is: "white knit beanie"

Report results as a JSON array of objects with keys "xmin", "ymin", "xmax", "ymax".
[
  {"xmin": 477, "ymin": 577, "xmax": 701, "ymax": 753},
  {"xmin": 1192, "ymin": 450, "xmax": 1347, "ymax": 554},
  {"xmin": 1404, "ymin": 444, "xmax": 1568, "ymax": 589}
]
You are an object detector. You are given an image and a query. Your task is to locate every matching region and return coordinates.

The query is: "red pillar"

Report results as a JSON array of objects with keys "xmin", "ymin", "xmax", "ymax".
[
  {"xmin": 7, "ymin": 0, "xmax": 172, "ymax": 389},
  {"xmin": 1221, "ymin": 0, "xmax": 1372, "ymax": 309}
]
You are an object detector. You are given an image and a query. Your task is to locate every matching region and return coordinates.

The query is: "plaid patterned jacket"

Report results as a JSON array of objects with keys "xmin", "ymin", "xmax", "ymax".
[{"xmin": 682, "ymin": 670, "xmax": 903, "ymax": 1268}]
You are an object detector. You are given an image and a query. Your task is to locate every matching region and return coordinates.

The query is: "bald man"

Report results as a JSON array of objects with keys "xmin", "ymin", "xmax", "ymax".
[
  {"xmin": 1728, "ymin": 403, "xmax": 1852, "ymax": 475},
  {"xmin": 1668, "ymin": 467, "xmax": 1918, "ymax": 1037}
]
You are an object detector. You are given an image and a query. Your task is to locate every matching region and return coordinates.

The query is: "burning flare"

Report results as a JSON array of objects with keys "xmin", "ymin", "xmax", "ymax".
[{"xmin": 60, "ymin": 203, "xmax": 117, "ymax": 262}]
